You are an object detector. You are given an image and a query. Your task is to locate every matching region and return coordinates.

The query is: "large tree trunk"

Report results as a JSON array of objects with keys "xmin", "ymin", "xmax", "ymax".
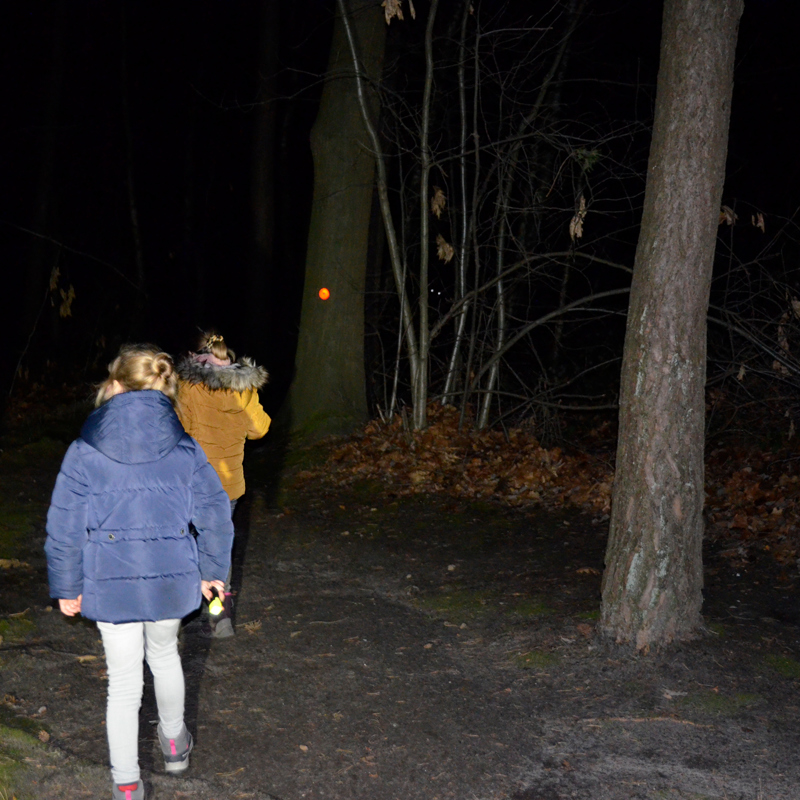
[
  {"xmin": 288, "ymin": 0, "xmax": 385, "ymax": 439},
  {"xmin": 600, "ymin": 0, "xmax": 743, "ymax": 651},
  {"xmin": 19, "ymin": 0, "xmax": 65, "ymax": 383},
  {"xmin": 248, "ymin": 0, "xmax": 279, "ymax": 353}
]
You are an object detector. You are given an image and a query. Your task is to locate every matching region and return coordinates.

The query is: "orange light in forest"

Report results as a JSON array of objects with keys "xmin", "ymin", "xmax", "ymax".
[{"xmin": 318, "ymin": 287, "xmax": 330, "ymax": 300}]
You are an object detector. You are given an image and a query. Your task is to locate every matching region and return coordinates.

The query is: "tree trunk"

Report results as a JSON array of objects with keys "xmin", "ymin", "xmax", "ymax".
[
  {"xmin": 600, "ymin": 0, "xmax": 743, "ymax": 651},
  {"xmin": 120, "ymin": 5, "xmax": 146, "ymax": 331},
  {"xmin": 412, "ymin": 0, "xmax": 440, "ymax": 430},
  {"xmin": 288, "ymin": 0, "xmax": 385, "ymax": 438},
  {"xmin": 248, "ymin": 0, "xmax": 279, "ymax": 352},
  {"xmin": 20, "ymin": 0, "xmax": 65, "ymax": 381}
]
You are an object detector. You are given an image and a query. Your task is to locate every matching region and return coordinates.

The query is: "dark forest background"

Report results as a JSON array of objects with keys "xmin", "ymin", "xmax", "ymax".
[{"xmin": 2, "ymin": 0, "xmax": 799, "ymax": 429}]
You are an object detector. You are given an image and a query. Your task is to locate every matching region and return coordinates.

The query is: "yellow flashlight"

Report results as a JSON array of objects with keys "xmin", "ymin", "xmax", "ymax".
[{"xmin": 208, "ymin": 597, "xmax": 224, "ymax": 616}]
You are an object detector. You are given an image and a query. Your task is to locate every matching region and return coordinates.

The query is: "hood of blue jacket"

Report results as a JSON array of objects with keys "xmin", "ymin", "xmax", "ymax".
[{"xmin": 81, "ymin": 390, "xmax": 184, "ymax": 464}]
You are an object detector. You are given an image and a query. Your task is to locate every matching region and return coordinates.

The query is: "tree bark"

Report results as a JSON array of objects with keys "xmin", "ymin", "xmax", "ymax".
[
  {"xmin": 248, "ymin": 0, "xmax": 279, "ymax": 351},
  {"xmin": 20, "ymin": 0, "xmax": 65, "ymax": 378},
  {"xmin": 600, "ymin": 0, "xmax": 743, "ymax": 650},
  {"xmin": 338, "ymin": 0, "xmax": 420, "ymax": 408},
  {"xmin": 120, "ymin": 5, "xmax": 146, "ymax": 330},
  {"xmin": 412, "ymin": 0, "xmax": 440, "ymax": 430},
  {"xmin": 288, "ymin": 0, "xmax": 385, "ymax": 438}
]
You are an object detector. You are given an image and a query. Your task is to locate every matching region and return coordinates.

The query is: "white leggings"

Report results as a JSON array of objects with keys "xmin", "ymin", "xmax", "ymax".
[{"xmin": 97, "ymin": 619, "xmax": 185, "ymax": 785}]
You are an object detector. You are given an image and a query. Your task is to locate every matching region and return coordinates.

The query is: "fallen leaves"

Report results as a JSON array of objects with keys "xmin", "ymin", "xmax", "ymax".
[
  {"xmin": 294, "ymin": 401, "xmax": 800, "ymax": 570},
  {"xmin": 705, "ymin": 445, "xmax": 800, "ymax": 568},
  {"xmin": 297, "ymin": 404, "xmax": 612, "ymax": 515}
]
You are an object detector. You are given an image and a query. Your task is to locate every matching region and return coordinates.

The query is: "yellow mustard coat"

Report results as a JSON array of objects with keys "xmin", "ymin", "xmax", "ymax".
[{"xmin": 176, "ymin": 356, "xmax": 271, "ymax": 500}]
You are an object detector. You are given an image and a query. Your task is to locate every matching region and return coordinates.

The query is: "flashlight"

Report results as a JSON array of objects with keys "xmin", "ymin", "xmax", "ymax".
[{"xmin": 208, "ymin": 597, "xmax": 224, "ymax": 616}]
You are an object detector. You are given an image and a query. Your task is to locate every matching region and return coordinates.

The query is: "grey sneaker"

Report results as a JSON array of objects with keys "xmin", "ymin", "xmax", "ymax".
[
  {"xmin": 213, "ymin": 616, "xmax": 234, "ymax": 638},
  {"xmin": 112, "ymin": 780, "xmax": 145, "ymax": 799},
  {"xmin": 158, "ymin": 724, "xmax": 193, "ymax": 773}
]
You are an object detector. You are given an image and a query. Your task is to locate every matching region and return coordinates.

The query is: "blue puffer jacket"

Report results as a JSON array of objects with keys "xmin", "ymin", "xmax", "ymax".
[{"xmin": 45, "ymin": 390, "xmax": 234, "ymax": 624}]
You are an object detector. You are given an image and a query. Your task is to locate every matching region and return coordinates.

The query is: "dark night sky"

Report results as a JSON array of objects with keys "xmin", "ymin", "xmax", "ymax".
[{"xmin": 1, "ymin": 0, "xmax": 799, "ymax": 411}]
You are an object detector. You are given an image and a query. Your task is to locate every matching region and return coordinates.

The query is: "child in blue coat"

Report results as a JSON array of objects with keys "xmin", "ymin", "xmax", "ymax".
[{"xmin": 45, "ymin": 344, "xmax": 234, "ymax": 800}]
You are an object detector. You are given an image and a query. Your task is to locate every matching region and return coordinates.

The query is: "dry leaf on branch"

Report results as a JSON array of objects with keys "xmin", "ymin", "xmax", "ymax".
[
  {"xmin": 436, "ymin": 234, "xmax": 455, "ymax": 263},
  {"xmin": 773, "ymin": 358, "xmax": 790, "ymax": 376},
  {"xmin": 430, "ymin": 186, "xmax": 446, "ymax": 218},
  {"xmin": 382, "ymin": 0, "xmax": 404, "ymax": 24},
  {"xmin": 719, "ymin": 205, "xmax": 737, "ymax": 226},
  {"xmin": 49, "ymin": 265, "xmax": 61, "ymax": 292},
  {"xmin": 751, "ymin": 212, "xmax": 766, "ymax": 232},
  {"xmin": 59, "ymin": 285, "xmax": 76, "ymax": 318},
  {"xmin": 569, "ymin": 196, "xmax": 586, "ymax": 242}
]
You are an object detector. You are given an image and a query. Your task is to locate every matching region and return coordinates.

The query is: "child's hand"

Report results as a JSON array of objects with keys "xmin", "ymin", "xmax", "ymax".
[
  {"xmin": 59, "ymin": 596, "xmax": 82, "ymax": 616},
  {"xmin": 201, "ymin": 580, "xmax": 225, "ymax": 601}
]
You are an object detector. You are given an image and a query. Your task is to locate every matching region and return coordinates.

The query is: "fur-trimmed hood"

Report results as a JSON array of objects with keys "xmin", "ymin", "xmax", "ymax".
[{"xmin": 176, "ymin": 355, "xmax": 268, "ymax": 392}]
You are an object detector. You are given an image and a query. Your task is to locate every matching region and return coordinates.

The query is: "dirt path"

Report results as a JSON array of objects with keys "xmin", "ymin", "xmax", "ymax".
[{"xmin": 3, "ymin": 457, "xmax": 800, "ymax": 799}]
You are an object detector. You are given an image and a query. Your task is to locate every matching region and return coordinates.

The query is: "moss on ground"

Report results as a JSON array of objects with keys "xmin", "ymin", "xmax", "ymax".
[
  {"xmin": 0, "ymin": 438, "xmax": 62, "ymax": 562},
  {"xmin": 0, "ymin": 615, "xmax": 35, "ymax": 643},
  {"xmin": 0, "ymin": 713, "xmax": 48, "ymax": 800},
  {"xmin": 765, "ymin": 653, "xmax": 800, "ymax": 679},
  {"xmin": 512, "ymin": 650, "xmax": 560, "ymax": 670},
  {"xmin": 680, "ymin": 690, "xmax": 761, "ymax": 715},
  {"xmin": 414, "ymin": 588, "xmax": 496, "ymax": 622},
  {"xmin": 507, "ymin": 597, "xmax": 555, "ymax": 618},
  {"xmin": 0, "ymin": 438, "xmax": 67, "ymax": 471},
  {"xmin": 0, "ymin": 506, "xmax": 41, "ymax": 560}
]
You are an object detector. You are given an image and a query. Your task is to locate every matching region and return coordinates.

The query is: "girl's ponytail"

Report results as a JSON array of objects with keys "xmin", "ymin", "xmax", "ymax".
[{"xmin": 198, "ymin": 331, "xmax": 235, "ymax": 364}]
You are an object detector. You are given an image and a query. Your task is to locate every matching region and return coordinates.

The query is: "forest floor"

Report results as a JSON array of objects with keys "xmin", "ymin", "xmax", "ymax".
[{"xmin": 3, "ymin": 419, "xmax": 800, "ymax": 799}]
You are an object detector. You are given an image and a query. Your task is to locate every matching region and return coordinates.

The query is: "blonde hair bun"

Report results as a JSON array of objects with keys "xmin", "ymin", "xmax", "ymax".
[
  {"xmin": 96, "ymin": 344, "xmax": 178, "ymax": 407},
  {"xmin": 152, "ymin": 353, "xmax": 174, "ymax": 379}
]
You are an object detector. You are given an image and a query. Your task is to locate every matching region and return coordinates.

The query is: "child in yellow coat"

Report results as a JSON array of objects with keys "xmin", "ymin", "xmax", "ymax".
[{"xmin": 176, "ymin": 331, "xmax": 270, "ymax": 637}]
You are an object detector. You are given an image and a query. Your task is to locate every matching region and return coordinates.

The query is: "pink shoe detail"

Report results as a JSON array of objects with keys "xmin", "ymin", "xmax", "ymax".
[{"xmin": 170, "ymin": 739, "xmax": 177, "ymax": 756}]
